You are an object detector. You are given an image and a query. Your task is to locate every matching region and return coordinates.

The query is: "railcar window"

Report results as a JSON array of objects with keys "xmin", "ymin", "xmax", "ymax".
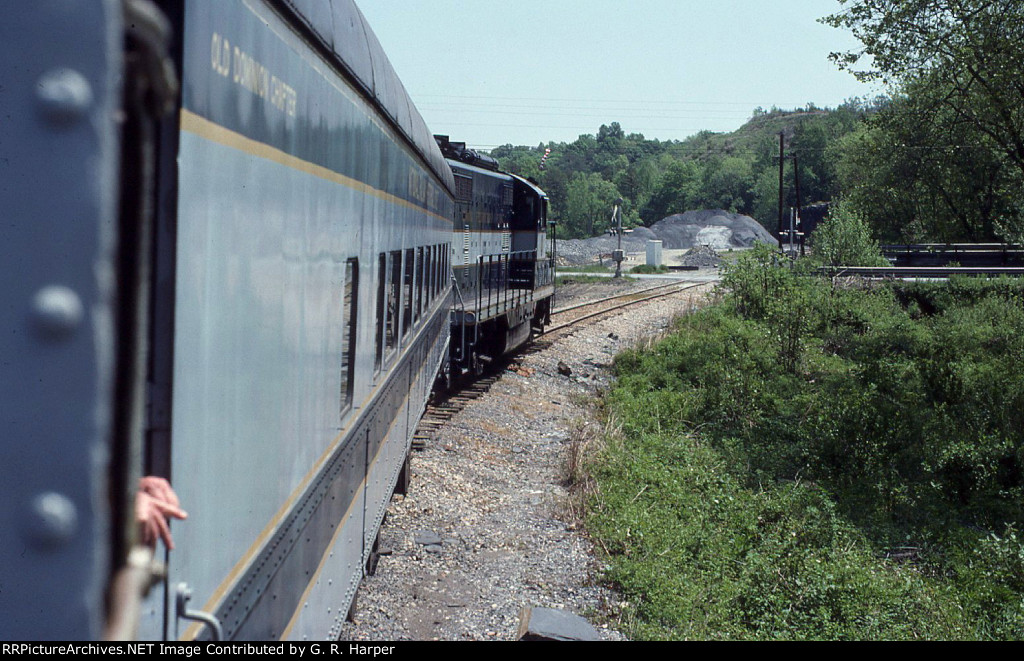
[
  {"xmin": 436, "ymin": 243, "xmax": 444, "ymax": 297},
  {"xmin": 422, "ymin": 247, "xmax": 430, "ymax": 311},
  {"xmin": 438, "ymin": 244, "xmax": 444, "ymax": 297},
  {"xmin": 341, "ymin": 258, "xmax": 358, "ymax": 414},
  {"xmin": 415, "ymin": 247, "xmax": 424, "ymax": 324},
  {"xmin": 423, "ymin": 246, "xmax": 431, "ymax": 311},
  {"xmin": 428, "ymin": 245, "xmax": 436, "ymax": 304},
  {"xmin": 386, "ymin": 250, "xmax": 401, "ymax": 361},
  {"xmin": 435, "ymin": 244, "xmax": 440, "ymax": 299},
  {"xmin": 436, "ymin": 244, "xmax": 442, "ymax": 297},
  {"xmin": 402, "ymin": 248, "xmax": 414, "ymax": 342},
  {"xmin": 375, "ymin": 253, "xmax": 386, "ymax": 373}
]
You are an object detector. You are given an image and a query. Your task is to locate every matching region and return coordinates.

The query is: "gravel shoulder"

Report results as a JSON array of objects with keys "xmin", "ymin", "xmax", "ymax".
[{"xmin": 339, "ymin": 281, "xmax": 717, "ymax": 641}]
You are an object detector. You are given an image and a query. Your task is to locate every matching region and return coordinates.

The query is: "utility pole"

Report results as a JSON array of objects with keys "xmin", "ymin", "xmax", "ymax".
[
  {"xmin": 777, "ymin": 132, "xmax": 785, "ymax": 249},
  {"xmin": 793, "ymin": 153, "xmax": 804, "ymax": 257}
]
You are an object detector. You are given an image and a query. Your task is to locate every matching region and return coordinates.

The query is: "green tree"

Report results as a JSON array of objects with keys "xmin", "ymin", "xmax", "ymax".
[
  {"xmin": 810, "ymin": 202, "xmax": 888, "ymax": 266},
  {"xmin": 825, "ymin": 0, "xmax": 1024, "ymax": 239},
  {"xmin": 494, "ymin": 146, "xmax": 543, "ymax": 181},
  {"xmin": 831, "ymin": 88, "xmax": 1023, "ymax": 242},
  {"xmin": 614, "ymin": 158, "xmax": 659, "ymax": 215},
  {"xmin": 563, "ymin": 172, "xmax": 622, "ymax": 238},
  {"xmin": 643, "ymin": 158, "xmax": 702, "ymax": 223},
  {"xmin": 700, "ymin": 156, "xmax": 755, "ymax": 213},
  {"xmin": 750, "ymin": 167, "xmax": 783, "ymax": 235},
  {"xmin": 829, "ymin": 121, "xmax": 922, "ymax": 242}
]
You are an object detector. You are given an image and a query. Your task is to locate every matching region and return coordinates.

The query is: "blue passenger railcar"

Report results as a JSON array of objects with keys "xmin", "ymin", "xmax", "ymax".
[
  {"xmin": 150, "ymin": 0, "xmax": 455, "ymax": 641},
  {"xmin": 2, "ymin": 0, "xmax": 454, "ymax": 641}
]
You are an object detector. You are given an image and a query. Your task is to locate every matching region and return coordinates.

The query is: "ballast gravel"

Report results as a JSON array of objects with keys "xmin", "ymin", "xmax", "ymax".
[{"xmin": 338, "ymin": 279, "xmax": 718, "ymax": 641}]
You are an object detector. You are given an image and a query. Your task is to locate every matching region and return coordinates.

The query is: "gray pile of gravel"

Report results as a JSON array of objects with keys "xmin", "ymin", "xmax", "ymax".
[
  {"xmin": 678, "ymin": 244, "xmax": 724, "ymax": 268},
  {"xmin": 651, "ymin": 210, "xmax": 777, "ymax": 249},
  {"xmin": 556, "ymin": 227, "xmax": 657, "ymax": 266}
]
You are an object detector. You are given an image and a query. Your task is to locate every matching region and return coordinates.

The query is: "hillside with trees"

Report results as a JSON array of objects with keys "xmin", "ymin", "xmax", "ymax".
[{"xmin": 490, "ymin": 105, "xmax": 872, "ymax": 240}]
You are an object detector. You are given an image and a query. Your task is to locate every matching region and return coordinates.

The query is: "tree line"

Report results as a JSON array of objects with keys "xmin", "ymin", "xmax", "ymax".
[{"xmin": 492, "ymin": 107, "xmax": 864, "ymax": 240}]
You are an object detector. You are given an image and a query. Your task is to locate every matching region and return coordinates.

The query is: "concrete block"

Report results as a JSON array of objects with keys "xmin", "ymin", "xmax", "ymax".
[
  {"xmin": 646, "ymin": 240, "xmax": 663, "ymax": 266},
  {"xmin": 517, "ymin": 606, "xmax": 601, "ymax": 641}
]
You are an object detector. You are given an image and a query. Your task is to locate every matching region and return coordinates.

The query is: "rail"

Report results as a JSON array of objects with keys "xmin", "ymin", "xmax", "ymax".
[
  {"xmin": 547, "ymin": 282, "xmax": 709, "ymax": 333},
  {"xmin": 552, "ymin": 281, "xmax": 682, "ymax": 316}
]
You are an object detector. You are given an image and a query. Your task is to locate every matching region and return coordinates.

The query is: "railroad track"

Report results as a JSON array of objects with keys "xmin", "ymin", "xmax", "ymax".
[
  {"xmin": 824, "ymin": 265, "xmax": 1024, "ymax": 278},
  {"xmin": 413, "ymin": 373, "xmax": 499, "ymax": 450},
  {"xmin": 547, "ymin": 281, "xmax": 708, "ymax": 334},
  {"xmin": 551, "ymin": 280, "xmax": 683, "ymax": 316},
  {"xmin": 411, "ymin": 280, "xmax": 711, "ymax": 450}
]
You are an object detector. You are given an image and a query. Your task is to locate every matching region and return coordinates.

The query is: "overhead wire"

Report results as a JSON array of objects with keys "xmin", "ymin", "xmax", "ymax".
[{"xmin": 413, "ymin": 94, "xmax": 843, "ymax": 146}]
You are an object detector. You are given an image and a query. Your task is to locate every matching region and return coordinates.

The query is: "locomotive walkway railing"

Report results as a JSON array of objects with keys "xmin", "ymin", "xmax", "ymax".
[{"xmin": 474, "ymin": 250, "xmax": 542, "ymax": 323}]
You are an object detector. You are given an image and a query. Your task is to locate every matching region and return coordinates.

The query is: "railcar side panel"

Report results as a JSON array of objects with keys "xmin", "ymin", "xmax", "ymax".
[{"xmin": 149, "ymin": 0, "xmax": 452, "ymax": 640}]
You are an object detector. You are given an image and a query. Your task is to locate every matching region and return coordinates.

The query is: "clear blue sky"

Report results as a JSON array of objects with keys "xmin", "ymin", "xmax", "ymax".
[{"xmin": 357, "ymin": 0, "xmax": 877, "ymax": 150}]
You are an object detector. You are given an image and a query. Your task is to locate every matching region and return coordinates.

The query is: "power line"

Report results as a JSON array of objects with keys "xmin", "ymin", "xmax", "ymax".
[
  {"xmin": 419, "ymin": 107, "xmax": 756, "ymax": 118},
  {"xmin": 413, "ymin": 93, "xmax": 772, "ymax": 107},
  {"xmin": 469, "ymin": 142, "xmax": 1008, "ymax": 154}
]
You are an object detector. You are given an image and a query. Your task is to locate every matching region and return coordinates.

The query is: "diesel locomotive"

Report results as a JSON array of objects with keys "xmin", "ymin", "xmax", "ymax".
[{"xmin": 437, "ymin": 136, "xmax": 555, "ymax": 377}]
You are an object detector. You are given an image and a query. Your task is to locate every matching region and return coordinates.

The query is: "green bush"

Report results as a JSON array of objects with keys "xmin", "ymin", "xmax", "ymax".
[
  {"xmin": 720, "ymin": 242, "xmax": 792, "ymax": 320},
  {"xmin": 810, "ymin": 203, "xmax": 889, "ymax": 267},
  {"xmin": 630, "ymin": 264, "xmax": 670, "ymax": 274},
  {"xmin": 591, "ymin": 259, "xmax": 1024, "ymax": 639}
]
